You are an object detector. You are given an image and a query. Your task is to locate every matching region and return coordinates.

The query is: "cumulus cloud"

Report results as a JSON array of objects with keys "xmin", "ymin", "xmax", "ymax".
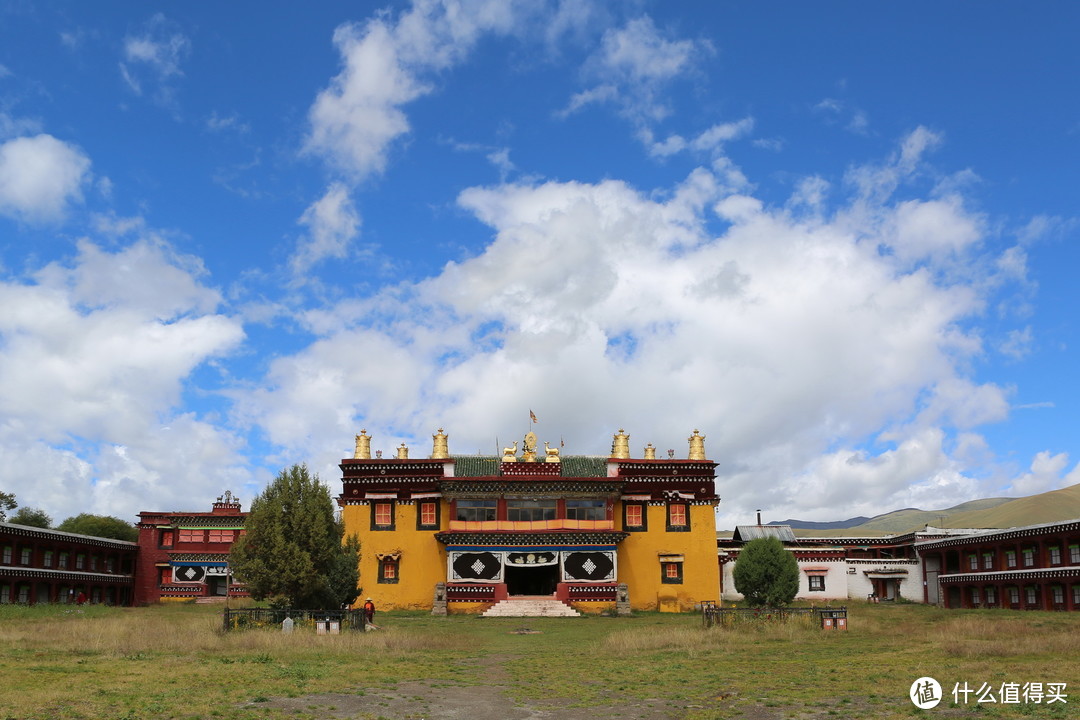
[
  {"xmin": 0, "ymin": 134, "xmax": 91, "ymax": 223},
  {"xmin": 1011, "ymin": 451, "xmax": 1080, "ymax": 496},
  {"xmin": 0, "ymin": 238, "xmax": 247, "ymax": 520},
  {"xmin": 233, "ymin": 129, "xmax": 1027, "ymax": 524}
]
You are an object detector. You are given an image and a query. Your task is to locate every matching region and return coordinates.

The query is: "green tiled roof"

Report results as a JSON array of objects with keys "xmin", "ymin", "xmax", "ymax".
[
  {"xmin": 452, "ymin": 456, "xmax": 501, "ymax": 477},
  {"xmin": 559, "ymin": 456, "xmax": 607, "ymax": 477},
  {"xmin": 450, "ymin": 455, "xmax": 608, "ymax": 478}
]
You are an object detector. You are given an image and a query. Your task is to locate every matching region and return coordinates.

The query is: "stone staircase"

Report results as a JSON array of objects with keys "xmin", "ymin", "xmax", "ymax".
[{"xmin": 481, "ymin": 596, "xmax": 581, "ymax": 618}]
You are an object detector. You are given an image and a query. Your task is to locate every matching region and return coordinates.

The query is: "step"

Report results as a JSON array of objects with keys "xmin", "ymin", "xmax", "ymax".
[{"xmin": 481, "ymin": 597, "xmax": 581, "ymax": 618}]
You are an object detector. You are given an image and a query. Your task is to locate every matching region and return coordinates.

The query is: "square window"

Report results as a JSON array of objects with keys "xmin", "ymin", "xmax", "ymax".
[
  {"xmin": 417, "ymin": 501, "xmax": 440, "ymax": 530},
  {"xmin": 208, "ymin": 529, "xmax": 233, "ymax": 543},
  {"xmin": 808, "ymin": 575, "xmax": 825, "ymax": 592},
  {"xmin": 371, "ymin": 502, "xmax": 396, "ymax": 530},
  {"xmin": 159, "ymin": 530, "xmax": 173, "ymax": 547},
  {"xmin": 623, "ymin": 503, "xmax": 647, "ymax": 531},
  {"xmin": 178, "ymin": 529, "xmax": 204, "ymax": 543},
  {"xmin": 378, "ymin": 558, "xmax": 399, "ymax": 584},
  {"xmin": 661, "ymin": 561, "xmax": 683, "ymax": 584},
  {"xmin": 666, "ymin": 503, "xmax": 689, "ymax": 532}
]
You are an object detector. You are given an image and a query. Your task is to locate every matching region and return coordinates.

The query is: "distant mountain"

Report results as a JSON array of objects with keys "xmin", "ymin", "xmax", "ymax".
[
  {"xmin": 768, "ymin": 516, "xmax": 870, "ymax": 530},
  {"xmin": 771, "ymin": 486, "xmax": 1080, "ymax": 537}
]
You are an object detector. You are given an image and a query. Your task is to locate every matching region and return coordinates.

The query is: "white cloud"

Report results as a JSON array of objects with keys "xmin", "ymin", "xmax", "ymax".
[
  {"xmin": 0, "ymin": 134, "xmax": 91, "ymax": 223},
  {"xmin": 1010, "ymin": 451, "xmax": 1080, "ymax": 496},
  {"xmin": 234, "ymin": 130, "xmax": 1022, "ymax": 525},
  {"xmin": 0, "ymin": 237, "xmax": 247, "ymax": 521},
  {"xmin": 566, "ymin": 15, "xmax": 709, "ymax": 122},
  {"xmin": 304, "ymin": 0, "xmax": 526, "ymax": 181},
  {"xmin": 119, "ymin": 14, "xmax": 190, "ymax": 105},
  {"xmin": 292, "ymin": 183, "xmax": 362, "ymax": 274}
]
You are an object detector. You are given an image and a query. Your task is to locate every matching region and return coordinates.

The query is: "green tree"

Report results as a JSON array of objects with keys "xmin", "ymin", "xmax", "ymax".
[
  {"xmin": 732, "ymin": 537, "xmax": 800, "ymax": 607},
  {"xmin": 0, "ymin": 491, "xmax": 16, "ymax": 521},
  {"xmin": 56, "ymin": 514, "xmax": 139, "ymax": 542},
  {"xmin": 230, "ymin": 464, "xmax": 360, "ymax": 610},
  {"xmin": 9, "ymin": 507, "xmax": 52, "ymax": 528}
]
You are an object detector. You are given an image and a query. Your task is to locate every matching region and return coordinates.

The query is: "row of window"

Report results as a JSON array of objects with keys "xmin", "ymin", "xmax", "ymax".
[
  {"xmin": 369, "ymin": 500, "xmax": 691, "ymax": 531},
  {"xmin": 378, "ymin": 556, "xmax": 687, "ymax": 585},
  {"xmin": 965, "ymin": 543, "xmax": 1080, "ymax": 572},
  {"xmin": 157, "ymin": 528, "xmax": 241, "ymax": 547},
  {"xmin": 967, "ymin": 583, "xmax": 1080, "ymax": 607},
  {"xmin": 1, "ymin": 546, "xmax": 128, "ymax": 573}
]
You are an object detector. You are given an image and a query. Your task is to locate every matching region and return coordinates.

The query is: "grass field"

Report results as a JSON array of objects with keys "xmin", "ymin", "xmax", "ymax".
[{"xmin": 0, "ymin": 601, "xmax": 1076, "ymax": 720}]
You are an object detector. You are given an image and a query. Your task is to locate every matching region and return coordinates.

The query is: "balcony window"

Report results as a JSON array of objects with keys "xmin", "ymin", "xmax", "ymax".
[
  {"xmin": 454, "ymin": 499, "xmax": 496, "ymax": 522},
  {"xmin": 506, "ymin": 500, "xmax": 556, "ymax": 522},
  {"xmin": 566, "ymin": 499, "xmax": 606, "ymax": 521}
]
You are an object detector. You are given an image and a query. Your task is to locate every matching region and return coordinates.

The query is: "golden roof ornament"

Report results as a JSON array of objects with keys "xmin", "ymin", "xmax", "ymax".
[
  {"xmin": 396, "ymin": 442, "xmax": 409, "ymax": 460},
  {"xmin": 611, "ymin": 429, "xmax": 630, "ymax": 459},
  {"xmin": 544, "ymin": 441, "xmax": 561, "ymax": 463},
  {"xmin": 643, "ymin": 443, "xmax": 656, "ymax": 460},
  {"xmin": 502, "ymin": 441, "xmax": 518, "ymax": 463},
  {"xmin": 431, "ymin": 428, "xmax": 449, "ymax": 459},
  {"xmin": 688, "ymin": 429, "xmax": 707, "ymax": 461},
  {"xmin": 522, "ymin": 431, "xmax": 539, "ymax": 462},
  {"xmin": 354, "ymin": 430, "xmax": 371, "ymax": 459}
]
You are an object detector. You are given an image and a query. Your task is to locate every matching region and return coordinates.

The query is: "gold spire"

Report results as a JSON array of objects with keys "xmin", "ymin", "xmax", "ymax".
[
  {"xmin": 354, "ymin": 430, "xmax": 371, "ymax": 459},
  {"xmin": 396, "ymin": 442, "xmax": 409, "ymax": 460},
  {"xmin": 431, "ymin": 428, "xmax": 449, "ymax": 459},
  {"xmin": 611, "ymin": 429, "xmax": 630, "ymax": 459},
  {"xmin": 643, "ymin": 443, "xmax": 656, "ymax": 460},
  {"xmin": 688, "ymin": 429, "xmax": 707, "ymax": 461}
]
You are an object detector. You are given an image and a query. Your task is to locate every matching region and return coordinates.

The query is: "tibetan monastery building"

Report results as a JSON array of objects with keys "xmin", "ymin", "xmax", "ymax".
[{"xmin": 338, "ymin": 428, "xmax": 721, "ymax": 613}]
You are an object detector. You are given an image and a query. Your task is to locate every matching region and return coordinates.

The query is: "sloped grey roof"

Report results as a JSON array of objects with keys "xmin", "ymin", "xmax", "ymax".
[{"xmin": 733, "ymin": 524, "xmax": 797, "ymax": 543}]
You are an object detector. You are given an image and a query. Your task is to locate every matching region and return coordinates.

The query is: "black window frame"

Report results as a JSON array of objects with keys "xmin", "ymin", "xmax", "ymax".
[
  {"xmin": 370, "ymin": 501, "xmax": 396, "ymax": 531},
  {"xmin": 416, "ymin": 500, "xmax": 441, "ymax": 530},
  {"xmin": 665, "ymin": 502, "xmax": 691, "ymax": 532},
  {"xmin": 660, "ymin": 560, "xmax": 683, "ymax": 584},
  {"xmin": 808, "ymin": 575, "xmax": 825, "ymax": 592},
  {"xmin": 506, "ymin": 499, "xmax": 557, "ymax": 522},
  {"xmin": 565, "ymin": 499, "xmax": 606, "ymax": 521},
  {"xmin": 622, "ymin": 502, "xmax": 648, "ymax": 532},
  {"xmin": 377, "ymin": 557, "xmax": 399, "ymax": 584},
  {"xmin": 454, "ymin": 499, "xmax": 497, "ymax": 522}
]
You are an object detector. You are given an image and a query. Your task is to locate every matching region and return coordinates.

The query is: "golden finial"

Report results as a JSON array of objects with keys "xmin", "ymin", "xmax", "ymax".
[
  {"xmin": 688, "ymin": 429, "xmax": 707, "ymax": 461},
  {"xmin": 611, "ymin": 429, "xmax": 630, "ymax": 459},
  {"xmin": 544, "ymin": 441, "xmax": 561, "ymax": 463},
  {"xmin": 431, "ymin": 428, "xmax": 449, "ymax": 459},
  {"xmin": 396, "ymin": 442, "xmax": 409, "ymax": 460},
  {"xmin": 354, "ymin": 430, "xmax": 371, "ymax": 459},
  {"xmin": 643, "ymin": 443, "xmax": 656, "ymax": 460}
]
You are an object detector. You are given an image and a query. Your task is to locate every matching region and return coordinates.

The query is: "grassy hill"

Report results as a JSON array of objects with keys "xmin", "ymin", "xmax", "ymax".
[
  {"xmin": 947, "ymin": 482, "xmax": 1080, "ymax": 529},
  {"xmin": 776, "ymin": 484, "xmax": 1080, "ymax": 537}
]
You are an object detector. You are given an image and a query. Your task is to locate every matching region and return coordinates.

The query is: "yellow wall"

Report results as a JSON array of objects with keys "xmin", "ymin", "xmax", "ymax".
[
  {"xmin": 616, "ymin": 503, "xmax": 720, "ymax": 612},
  {"xmin": 341, "ymin": 501, "xmax": 447, "ymax": 611},
  {"xmin": 342, "ymin": 499, "xmax": 720, "ymax": 613}
]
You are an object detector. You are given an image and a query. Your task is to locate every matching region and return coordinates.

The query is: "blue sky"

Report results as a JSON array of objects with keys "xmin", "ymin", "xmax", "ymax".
[{"xmin": 1, "ymin": 1, "xmax": 1078, "ymax": 529}]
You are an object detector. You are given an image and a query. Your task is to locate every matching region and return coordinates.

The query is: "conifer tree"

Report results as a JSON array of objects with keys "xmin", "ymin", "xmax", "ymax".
[
  {"xmin": 230, "ymin": 464, "xmax": 360, "ymax": 609},
  {"xmin": 732, "ymin": 536, "xmax": 800, "ymax": 607}
]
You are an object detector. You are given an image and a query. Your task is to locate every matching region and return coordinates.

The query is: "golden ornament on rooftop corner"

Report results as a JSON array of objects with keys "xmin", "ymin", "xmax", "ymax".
[
  {"xmin": 354, "ymin": 430, "xmax": 371, "ymax": 459},
  {"xmin": 688, "ymin": 429, "xmax": 707, "ymax": 461},
  {"xmin": 611, "ymin": 429, "xmax": 630, "ymax": 459},
  {"xmin": 431, "ymin": 428, "xmax": 449, "ymax": 459}
]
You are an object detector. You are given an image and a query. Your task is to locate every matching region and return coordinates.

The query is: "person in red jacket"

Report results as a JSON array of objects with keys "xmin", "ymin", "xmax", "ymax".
[{"xmin": 362, "ymin": 597, "xmax": 375, "ymax": 624}]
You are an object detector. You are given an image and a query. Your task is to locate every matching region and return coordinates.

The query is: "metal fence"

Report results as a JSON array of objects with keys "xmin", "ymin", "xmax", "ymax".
[
  {"xmin": 701, "ymin": 603, "xmax": 847, "ymax": 629},
  {"xmin": 222, "ymin": 607, "xmax": 368, "ymax": 633}
]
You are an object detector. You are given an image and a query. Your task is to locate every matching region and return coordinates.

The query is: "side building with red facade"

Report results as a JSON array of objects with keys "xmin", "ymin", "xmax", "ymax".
[
  {"xmin": 917, "ymin": 519, "xmax": 1080, "ymax": 611},
  {"xmin": 1, "ymin": 522, "xmax": 136, "ymax": 605},
  {"xmin": 135, "ymin": 492, "xmax": 250, "ymax": 604}
]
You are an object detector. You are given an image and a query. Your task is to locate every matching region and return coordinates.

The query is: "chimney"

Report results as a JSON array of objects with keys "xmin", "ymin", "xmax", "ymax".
[{"xmin": 756, "ymin": 509, "xmax": 762, "ymax": 525}]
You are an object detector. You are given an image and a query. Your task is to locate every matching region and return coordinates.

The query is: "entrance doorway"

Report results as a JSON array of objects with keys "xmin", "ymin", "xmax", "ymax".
[{"xmin": 505, "ymin": 564, "xmax": 559, "ymax": 596}]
